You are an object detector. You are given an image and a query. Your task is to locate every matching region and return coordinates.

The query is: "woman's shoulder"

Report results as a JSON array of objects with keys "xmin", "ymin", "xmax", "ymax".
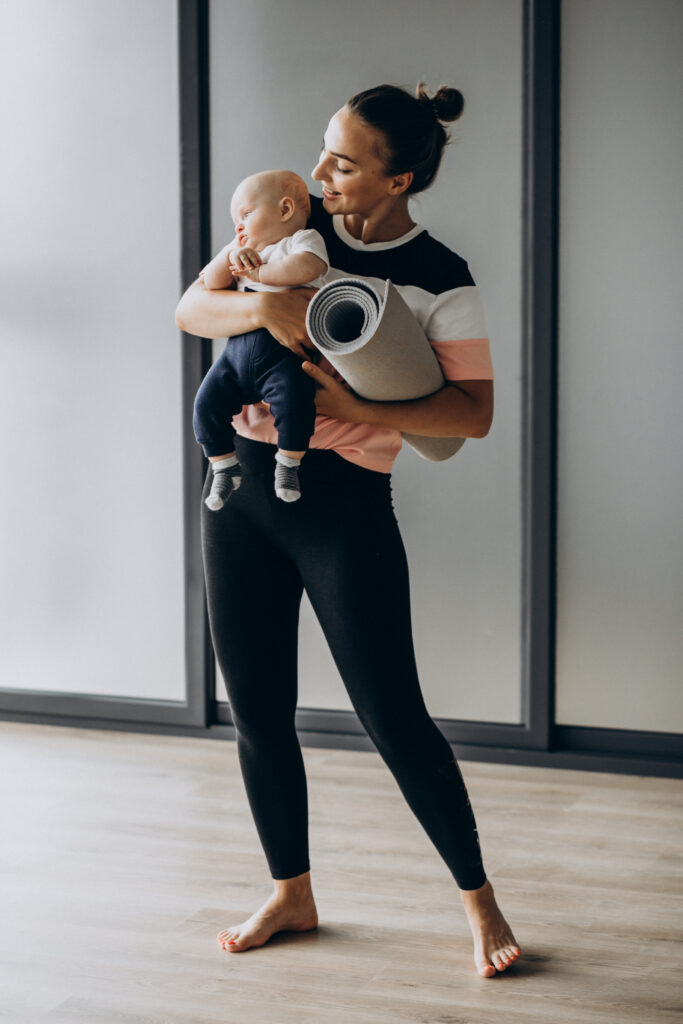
[
  {"xmin": 408, "ymin": 231, "xmax": 475, "ymax": 293},
  {"xmin": 370, "ymin": 229, "xmax": 476, "ymax": 295}
]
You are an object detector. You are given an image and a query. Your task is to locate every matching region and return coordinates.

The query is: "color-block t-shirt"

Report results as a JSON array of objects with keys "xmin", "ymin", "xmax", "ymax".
[{"xmin": 230, "ymin": 195, "xmax": 494, "ymax": 473}]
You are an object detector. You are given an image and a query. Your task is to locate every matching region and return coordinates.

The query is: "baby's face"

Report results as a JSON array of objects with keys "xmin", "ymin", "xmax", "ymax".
[{"xmin": 230, "ymin": 181, "xmax": 286, "ymax": 252}]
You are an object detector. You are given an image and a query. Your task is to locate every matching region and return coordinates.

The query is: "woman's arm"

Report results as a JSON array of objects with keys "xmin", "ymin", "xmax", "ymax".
[
  {"xmin": 175, "ymin": 278, "xmax": 318, "ymax": 358},
  {"xmin": 300, "ymin": 363, "xmax": 494, "ymax": 439},
  {"xmin": 361, "ymin": 380, "xmax": 494, "ymax": 439},
  {"xmin": 175, "ymin": 277, "xmax": 262, "ymax": 337}
]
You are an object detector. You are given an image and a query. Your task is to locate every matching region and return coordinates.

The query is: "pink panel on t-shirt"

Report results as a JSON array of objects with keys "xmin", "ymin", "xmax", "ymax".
[{"xmin": 430, "ymin": 338, "xmax": 494, "ymax": 381}]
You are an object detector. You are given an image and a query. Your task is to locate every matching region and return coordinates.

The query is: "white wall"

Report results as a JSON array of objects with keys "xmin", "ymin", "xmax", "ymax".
[
  {"xmin": 556, "ymin": 0, "xmax": 683, "ymax": 731},
  {"xmin": 0, "ymin": 1, "xmax": 186, "ymax": 700},
  {"xmin": 209, "ymin": 0, "xmax": 524, "ymax": 723}
]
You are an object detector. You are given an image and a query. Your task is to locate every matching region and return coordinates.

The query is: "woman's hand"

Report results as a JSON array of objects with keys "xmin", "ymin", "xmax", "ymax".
[
  {"xmin": 300, "ymin": 361, "xmax": 365, "ymax": 423},
  {"xmin": 260, "ymin": 288, "xmax": 318, "ymax": 360}
]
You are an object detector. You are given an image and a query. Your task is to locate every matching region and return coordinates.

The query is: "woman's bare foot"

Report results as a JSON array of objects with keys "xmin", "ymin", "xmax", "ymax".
[
  {"xmin": 217, "ymin": 871, "xmax": 318, "ymax": 953},
  {"xmin": 460, "ymin": 878, "xmax": 521, "ymax": 978}
]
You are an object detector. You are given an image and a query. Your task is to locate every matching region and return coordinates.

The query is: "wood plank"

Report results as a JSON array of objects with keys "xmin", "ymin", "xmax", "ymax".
[{"xmin": 1, "ymin": 722, "xmax": 681, "ymax": 1024}]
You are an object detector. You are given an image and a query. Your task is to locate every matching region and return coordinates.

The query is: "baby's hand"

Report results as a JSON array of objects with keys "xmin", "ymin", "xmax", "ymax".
[
  {"xmin": 239, "ymin": 266, "xmax": 262, "ymax": 283},
  {"xmin": 229, "ymin": 247, "xmax": 263, "ymax": 276}
]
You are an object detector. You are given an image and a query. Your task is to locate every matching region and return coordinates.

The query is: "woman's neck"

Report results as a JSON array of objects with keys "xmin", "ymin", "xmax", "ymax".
[{"xmin": 343, "ymin": 197, "xmax": 415, "ymax": 245}]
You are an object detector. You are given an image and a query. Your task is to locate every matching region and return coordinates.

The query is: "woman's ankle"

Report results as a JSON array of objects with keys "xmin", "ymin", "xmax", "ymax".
[
  {"xmin": 460, "ymin": 878, "xmax": 493, "ymax": 902},
  {"xmin": 272, "ymin": 870, "xmax": 313, "ymax": 901}
]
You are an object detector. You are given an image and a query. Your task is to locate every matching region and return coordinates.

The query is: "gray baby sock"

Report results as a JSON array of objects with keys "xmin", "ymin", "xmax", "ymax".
[
  {"xmin": 274, "ymin": 452, "xmax": 302, "ymax": 502},
  {"xmin": 205, "ymin": 454, "xmax": 242, "ymax": 511}
]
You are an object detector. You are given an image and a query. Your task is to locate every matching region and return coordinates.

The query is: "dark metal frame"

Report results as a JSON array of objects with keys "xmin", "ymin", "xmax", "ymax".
[{"xmin": 1, "ymin": 0, "xmax": 681, "ymax": 780}]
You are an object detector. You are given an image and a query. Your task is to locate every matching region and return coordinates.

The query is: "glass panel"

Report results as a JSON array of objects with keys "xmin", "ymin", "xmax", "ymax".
[
  {"xmin": 0, "ymin": 1, "xmax": 185, "ymax": 700},
  {"xmin": 556, "ymin": 0, "xmax": 683, "ymax": 731},
  {"xmin": 209, "ymin": 0, "xmax": 523, "ymax": 723}
]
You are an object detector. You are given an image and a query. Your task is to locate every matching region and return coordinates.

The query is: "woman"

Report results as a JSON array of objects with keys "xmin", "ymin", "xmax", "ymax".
[{"xmin": 175, "ymin": 83, "xmax": 521, "ymax": 979}]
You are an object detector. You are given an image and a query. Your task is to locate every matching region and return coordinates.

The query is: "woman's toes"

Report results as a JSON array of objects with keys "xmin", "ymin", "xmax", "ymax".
[
  {"xmin": 494, "ymin": 953, "xmax": 507, "ymax": 971},
  {"xmin": 477, "ymin": 959, "xmax": 496, "ymax": 978},
  {"xmin": 217, "ymin": 928, "xmax": 239, "ymax": 949}
]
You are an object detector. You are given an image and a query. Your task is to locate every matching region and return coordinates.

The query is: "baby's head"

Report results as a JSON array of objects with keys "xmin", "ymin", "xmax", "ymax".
[{"xmin": 230, "ymin": 170, "xmax": 310, "ymax": 252}]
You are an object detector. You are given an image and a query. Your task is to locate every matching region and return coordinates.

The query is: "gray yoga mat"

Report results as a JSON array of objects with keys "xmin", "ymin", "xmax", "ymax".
[{"xmin": 305, "ymin": 277, "xmax": 466, "ymax": 461}]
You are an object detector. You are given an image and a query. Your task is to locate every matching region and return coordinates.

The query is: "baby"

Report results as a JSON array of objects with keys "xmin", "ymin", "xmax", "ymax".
[{"xmin": 193, "ymin": 170, "xmax": 329, "ymax": 509}]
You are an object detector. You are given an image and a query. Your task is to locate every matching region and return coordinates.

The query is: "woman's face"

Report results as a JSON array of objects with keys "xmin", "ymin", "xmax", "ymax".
[{"xmin": 311, "ymin": 107, "xmax": 398, "ymax": 217}]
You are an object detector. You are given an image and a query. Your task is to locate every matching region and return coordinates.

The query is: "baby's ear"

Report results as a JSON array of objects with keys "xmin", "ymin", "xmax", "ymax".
[{"xmin": 279, "ymin": 196, "xmax": 295, "ymax": 221}]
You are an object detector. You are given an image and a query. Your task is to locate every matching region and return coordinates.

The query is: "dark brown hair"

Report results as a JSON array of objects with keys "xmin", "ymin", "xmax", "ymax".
[{"xmin": 346, "ymin": 82, "xmax": 464, "ymax": 195}]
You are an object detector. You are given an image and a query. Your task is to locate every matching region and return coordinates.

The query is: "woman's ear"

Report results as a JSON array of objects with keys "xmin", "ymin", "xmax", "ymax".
[
  {"xmin": 389, "ymin": 171, "xmax": 413, "ymax": 196},
  {"xmin": 279, "ymin": 196, "xmax": 295, "ymax": 221}
]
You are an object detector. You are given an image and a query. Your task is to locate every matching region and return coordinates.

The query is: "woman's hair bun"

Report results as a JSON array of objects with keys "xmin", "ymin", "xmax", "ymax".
[
  {"xmin": 346, "ymin": 81, "xmax": 465, "ymax": 195},
  {"xmin": 416, "ymin": 82, "xmax": 464, "ymax": 123}
]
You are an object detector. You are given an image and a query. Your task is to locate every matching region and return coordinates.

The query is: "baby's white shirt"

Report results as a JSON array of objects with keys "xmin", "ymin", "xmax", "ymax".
[{"xmin": 236, "ymin": 228, "xmax": 330, "ymax": 292}]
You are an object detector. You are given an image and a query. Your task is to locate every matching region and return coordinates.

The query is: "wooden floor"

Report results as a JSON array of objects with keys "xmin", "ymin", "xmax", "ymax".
[{"xmin": 1, "ymin": 722, "xmax": 682, "ymax": 1024}]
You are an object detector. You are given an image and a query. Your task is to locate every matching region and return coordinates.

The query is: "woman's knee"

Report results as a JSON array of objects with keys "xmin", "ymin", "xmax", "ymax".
[
  {"xmin": 358, "ymin": 698, "xmax": 450, "ymax": 768},
  {"xmin": 219, "ymin": 663, "xmax": 298, "ymax": 737},
  {"xmin": 229, "ymin": 701, "xmax": 297, "ymax": 745}
]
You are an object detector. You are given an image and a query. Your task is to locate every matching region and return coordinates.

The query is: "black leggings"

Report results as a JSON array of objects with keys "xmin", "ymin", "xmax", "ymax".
[{"xmin": 201, "ymin": 434, "xmax": 487, "ymax": 890}]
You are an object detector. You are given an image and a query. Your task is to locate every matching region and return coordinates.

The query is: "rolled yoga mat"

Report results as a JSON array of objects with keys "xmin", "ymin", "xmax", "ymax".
[{"xmin": 305, "ymin": 277, "xmax": 466, "ymax": 461}]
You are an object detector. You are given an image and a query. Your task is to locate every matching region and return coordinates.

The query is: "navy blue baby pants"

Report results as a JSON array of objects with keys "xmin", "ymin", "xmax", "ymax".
[{"xmin": 193, "ymin": 328, "xmax": 317, "ymax": 456}]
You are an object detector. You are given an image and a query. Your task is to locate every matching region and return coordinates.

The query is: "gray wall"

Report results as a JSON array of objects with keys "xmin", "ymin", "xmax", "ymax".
[
  {"xmin": 0, "ymin": 1, "xmax": 185, "ymax": 699},
  {"xmin": 209, "ymin": 0, "xmax": 524, "ymax": 723},
  {"xmin": 556, "ymin": 0, "xmax": 683, "ymax": 731}
]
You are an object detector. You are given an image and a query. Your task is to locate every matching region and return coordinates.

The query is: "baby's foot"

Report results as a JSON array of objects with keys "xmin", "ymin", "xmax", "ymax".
[
  {"xmin": 460, "ymin": 879, "xmax": 522, "ymax": 978},
  {"xmin": 217, "ymin": 892, "xmax": 318, "ymax": 953},
  {"xmin": 205, "ymin": 457, "xmax": 242, "ymax": 510},
  {"xmin": 274, "ymin": 453, "xmax": 302, "ymax": 502}
]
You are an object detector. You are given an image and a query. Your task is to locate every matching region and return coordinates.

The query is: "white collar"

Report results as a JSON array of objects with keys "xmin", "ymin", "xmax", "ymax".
[{"xmin": 332, "ymin": 214, "xmax": 425, "ymax": 251}]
